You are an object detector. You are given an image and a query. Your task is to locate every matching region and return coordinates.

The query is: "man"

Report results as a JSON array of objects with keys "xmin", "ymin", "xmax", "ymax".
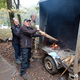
[
  {"xmin": 30, "ymin": 13, "xmax": 39, "ymax": 50},
  {"xmin": 30, "ymin": 13, "xmax": 37, "ymax": 30},
  {"xmin": 20, "ymin": 19, "xmax": 45, "ymax": 80},
  {"xmin": 11, "ymin": 18, "xmax": 21, "ymax": 64}
]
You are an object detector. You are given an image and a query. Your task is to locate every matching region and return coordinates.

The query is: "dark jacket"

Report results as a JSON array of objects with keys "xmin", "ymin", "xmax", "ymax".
[
  {"xmin": 20, "ymin": 24, "xmax": 41, "ymax": 48},
  {"xmin": 11, "ymin": 24, "xmax": 20, "ymax": 45}
]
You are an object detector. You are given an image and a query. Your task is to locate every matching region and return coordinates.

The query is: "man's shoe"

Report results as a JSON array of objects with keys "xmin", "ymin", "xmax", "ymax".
[
  {"xmin": 18, "ymin": 56, "xmax": 22, "ymax": 61},
  {"xmin": 27, "ymin": 65, "xmax": 33, "ymax": 68},
  {"xmin": 16, "ymin": 59, "xmax": 21, "ymax": 64},
  {"xmin": 22, "ymin": 74, "xmax": 27, "ymax": 80}
]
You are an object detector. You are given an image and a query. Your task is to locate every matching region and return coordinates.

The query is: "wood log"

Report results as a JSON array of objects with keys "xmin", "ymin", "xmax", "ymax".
[
  {"xmin": 62, "ymin": 56, "xmax": 71, "ymax": 63},
  {"xmin": 39, "ymin": 30, "xmax": 58, "ymax": 41},
  {"xmin": 60, "ymin": 55, "xmax": 75, "ymax": 77},
  {"xmin": 69, "ymin": 55, "xmax": 75, "ymax": 63},
  {"xmin": 61, "ymin": 56, "xmax": 68, "ymax": 60}
]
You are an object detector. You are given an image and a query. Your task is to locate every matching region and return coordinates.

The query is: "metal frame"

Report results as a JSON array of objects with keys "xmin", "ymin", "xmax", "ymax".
[{"xmin": 73, "ymin": 21, "xmax": 80, "ymax": 80}]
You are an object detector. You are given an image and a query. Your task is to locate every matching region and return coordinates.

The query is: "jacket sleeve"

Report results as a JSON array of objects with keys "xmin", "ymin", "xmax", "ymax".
[
  {"xmin": 32, "ymin": 33, "xmax": 41, "ymax": 37},
  {"xmin": 20, "ymin": 26, "xmax": 37, "ymax": 35},
  {"xmin": 11, "ymin": 26, "xmax": 19, "ymax": 37}
]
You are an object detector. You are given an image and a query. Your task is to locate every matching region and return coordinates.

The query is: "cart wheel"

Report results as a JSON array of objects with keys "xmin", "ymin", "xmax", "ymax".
[{"xmin": 44, "ymin": 56, "xmax": 58, "ymax": 74}]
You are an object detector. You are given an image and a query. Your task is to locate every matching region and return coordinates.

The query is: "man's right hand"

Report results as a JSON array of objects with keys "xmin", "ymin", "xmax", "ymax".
[{"xmin": 37, "ymin": 29, "xmax": 40, "ymax": 31}]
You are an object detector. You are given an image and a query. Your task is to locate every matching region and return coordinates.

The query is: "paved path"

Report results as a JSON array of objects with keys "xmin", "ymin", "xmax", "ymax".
[{"xmin": 0, "ymin": 55, "xmax": 23, "ymax": 80}]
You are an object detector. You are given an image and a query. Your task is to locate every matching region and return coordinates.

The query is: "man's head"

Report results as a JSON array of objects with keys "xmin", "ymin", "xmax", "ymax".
[
  {"xmin": 31, "ymin": 13, "xmax": 37, "ymax": 21},
  {"xmin": 24, "ymin": 19, "xmax": 31, "ymax": 27},
  {"xmin": 13, "ymin": 18, "xmax": 19, "ymax": 26}
]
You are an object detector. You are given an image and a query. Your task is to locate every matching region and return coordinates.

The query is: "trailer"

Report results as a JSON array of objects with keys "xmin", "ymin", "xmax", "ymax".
[{"xmin": 39, "ymin": 0, "xmax": 80, "ymax": 80}]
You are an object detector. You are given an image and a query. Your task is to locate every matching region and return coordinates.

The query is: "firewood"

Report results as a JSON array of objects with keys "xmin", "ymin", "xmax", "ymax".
[
  {"xmin": 66, "ymin": 61, "xmax": 70, "ymax": 65},
  {"xmin": 70, "ymin": 55, "xmax": 75, "ymax": 63},
  {"xmin": 38, "ymin": 30, "xmax": 58, "ymax": 41},
  {"xmin": 71, "ymin": 62, "xmax": 74, "ymax": 66},
  {"xmin": 61, "ymin": 56, "xmax": 68, "ymax": 60},
  {"xmin": 62, "ymin": 56, "xmax": 71, "ymax": 63},
  {"xmin": 60, "ymin": 55, "xmax": 75, "ymax": 77}
]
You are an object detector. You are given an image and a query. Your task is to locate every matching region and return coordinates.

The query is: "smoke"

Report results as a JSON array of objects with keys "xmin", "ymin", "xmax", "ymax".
[{"xmin": 39, "ymin": 0, "xmax": 47, "ymax": 3}]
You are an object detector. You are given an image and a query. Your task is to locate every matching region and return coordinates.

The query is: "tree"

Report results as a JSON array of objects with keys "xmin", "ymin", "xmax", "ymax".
[
  {"xmin": 0, "ymin": 0, "xmax": 7, "ymax": 9},
  {"xmin": 14, "ymin": 0, "xmax": 19, "ymax": 9},
  {"xmin": 0, "ymin": 0, "xmax": 21, "ymax": 26},
  {"xmin": 14, "ymin": 0, "xmax": 22, "ymax": 26},
  {"xmin": 35, "ymin": 3, "xmax": 39, "ymax": 10},
  {"xmin": 7, "ymin": 0, "xmax": 14, "ymax": 26},
  {"xmin": 0, "ymin": 0, "xmax": 14, "ymax": 26}
]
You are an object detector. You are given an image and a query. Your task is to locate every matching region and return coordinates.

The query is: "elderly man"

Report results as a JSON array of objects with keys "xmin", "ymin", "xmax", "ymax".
[
  {"xmin": 30, "ymin": 13, "xmax": 39, "ymax": 51},
  {"xmin": 30, "ymin": 13, "xmax": 37, "ymax": 30},
  {"xmin": 11, "ymin": 18, "xmax": 21, "ymax": 64},
  {"xmin": 20, "ymin": 19, "xmax": 45, "ymax": 80}
]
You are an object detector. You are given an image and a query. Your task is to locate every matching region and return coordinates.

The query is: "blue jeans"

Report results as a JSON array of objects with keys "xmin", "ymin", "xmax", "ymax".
[
  {"xmin": 13, "ymin": 44, "xmax": 21, "ymax": 60},
  {"xmin": 20, "ymin": 48, "xmax": 31, "ymax": 75}
]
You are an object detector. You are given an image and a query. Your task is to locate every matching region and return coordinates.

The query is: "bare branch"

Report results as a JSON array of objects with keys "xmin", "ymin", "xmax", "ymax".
[{"xmin": 14, "ymin": 0, "xmax": 19, "ymax": 9}]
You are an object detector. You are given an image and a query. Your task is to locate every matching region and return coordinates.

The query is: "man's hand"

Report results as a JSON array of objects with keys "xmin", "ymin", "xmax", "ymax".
[
  {"xmin": 37, "ymin": 29, "xmax": 40, "ymax": 31},
  {"xmin": 37, "ymin": 29, "xmax": 46, "ymax": 37},
  {"xmin": 41, "ymin": 32, "xmax": 46, "ymax": 37}
]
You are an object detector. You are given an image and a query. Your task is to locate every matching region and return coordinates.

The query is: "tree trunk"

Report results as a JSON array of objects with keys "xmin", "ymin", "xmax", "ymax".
[
  {"xmin": 14, "ymin": 0, "xmax": 22, "ymax": 26},
  {"xmin": 17, "ymin": 14, "xmax": 22, "ymax": 26},
  {"xmin": 7, "ymin": 0, "xmax": 14, "ymax": 27}
]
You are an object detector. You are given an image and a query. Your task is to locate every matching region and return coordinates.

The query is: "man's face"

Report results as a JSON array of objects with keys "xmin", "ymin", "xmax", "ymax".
[
  {"xmin": 32, "ymin": 15, "xmax": 37, "ymax": 21},
  {"xmin": 14, "ymin": 19, "xmax": 19, "ymax": 26},
  {"xmin": 24, "ymin": 21, "xmax": 30, "ymax": 27},
  {"xmin": 34, "ymin": 15, "xmax": 37, "ymax": 20}
]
